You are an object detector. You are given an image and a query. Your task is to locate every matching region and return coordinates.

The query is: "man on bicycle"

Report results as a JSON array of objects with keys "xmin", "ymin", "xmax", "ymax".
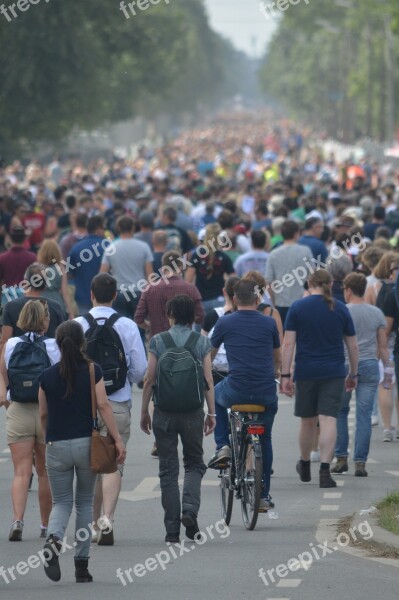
[{"xmin": 208, "ymin": 279, "xmax": 281, "ymax": 510}]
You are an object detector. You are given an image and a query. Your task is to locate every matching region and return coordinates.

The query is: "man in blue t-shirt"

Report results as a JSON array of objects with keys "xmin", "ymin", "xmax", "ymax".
[
  {"xmin": 68, "ymin": 216, "xmax": 107, "ymax": 314},
  {"xmin": 281, "ymin": 270, "xmax": 358, "ymax": 489},
  {"xmin": 298, "ymin": 217, "xmax": 328, "ymax": 262},
  {"xmin": 208, "ymin": 279, "xmax": 281, "ymax": 510}
]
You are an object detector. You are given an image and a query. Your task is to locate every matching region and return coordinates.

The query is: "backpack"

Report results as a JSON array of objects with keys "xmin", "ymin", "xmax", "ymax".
[
  {"xmin": 208, "ymin": 307, "xmax": 229, "ymax": 373},
  {"xmin": 154, "ymin": 331, "xmax": 205, "ymax": 413},
  {"xmin": 376, "ymin": 281, "xmax": 394, "ymax": 311},
  {"xmin": 84, "ymin": 313, "xmax": 128, "ymax": 395},
  {"xmin": 8, "ymin": 334, "xmax": 51, "ymax": 403}
]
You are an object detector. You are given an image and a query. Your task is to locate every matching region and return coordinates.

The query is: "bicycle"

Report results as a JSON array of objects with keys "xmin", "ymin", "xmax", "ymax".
[{"xmin": 218, "ymin": 404, "xmax": 266, "ymax": 531}]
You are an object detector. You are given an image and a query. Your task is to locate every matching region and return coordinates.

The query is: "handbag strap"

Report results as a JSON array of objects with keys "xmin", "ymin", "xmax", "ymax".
[{"xmin": 89, "ymin": 362, "xmax": 98, "ymax": 426}]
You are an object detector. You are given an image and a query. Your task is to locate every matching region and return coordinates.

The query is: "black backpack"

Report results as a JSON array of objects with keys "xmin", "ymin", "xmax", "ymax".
[
  {"xmin": 154, "ymin": 331, "xmax": 205, "ymax": 413},
  {"xmin": 8, "ymin": 334, "xmax": 51, "ymax": 403},
  {"xmin": 84, "ymin": 313, "xmax": 128, "ymax": 395}
]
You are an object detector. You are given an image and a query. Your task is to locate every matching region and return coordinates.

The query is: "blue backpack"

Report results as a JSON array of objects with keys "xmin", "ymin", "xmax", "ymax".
[{"xmin": 8, "ymin": 334, "xmax": 51, "ymax": 403}]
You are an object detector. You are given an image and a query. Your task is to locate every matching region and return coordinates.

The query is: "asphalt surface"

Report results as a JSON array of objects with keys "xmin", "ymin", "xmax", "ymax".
[{"xmin": 1, "ymin": 389, "xmax": 399, "ymax": 599}]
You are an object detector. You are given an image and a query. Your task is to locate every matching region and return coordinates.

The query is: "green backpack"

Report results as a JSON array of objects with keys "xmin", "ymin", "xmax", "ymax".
[{"xmin": 154, "ymin": 332, "xmax": 205, "ymax": 413}]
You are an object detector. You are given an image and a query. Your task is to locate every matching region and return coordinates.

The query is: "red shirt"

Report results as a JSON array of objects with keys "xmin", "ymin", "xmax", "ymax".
[
  {"xmin": 134, "ymin": 276, "xmax": 204, "ymax": 337},
  {"xmin": 0, "ymin": 246, "xmax": 37, "ymax": 286},
  {"xmin": 23, "ymin": 212, "xmax": 46, "ymax": 248}
]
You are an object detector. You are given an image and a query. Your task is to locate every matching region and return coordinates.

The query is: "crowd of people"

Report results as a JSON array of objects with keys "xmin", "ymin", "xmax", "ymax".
[{"xmin": 1, "ymin": 110, "xmax": 399, "ymax": 583}]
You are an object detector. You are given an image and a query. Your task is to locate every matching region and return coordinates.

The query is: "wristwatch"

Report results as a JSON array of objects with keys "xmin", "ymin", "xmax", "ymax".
[{"xmin": 280, "ymin": 373, "xmax": 291, "ymax": 378}]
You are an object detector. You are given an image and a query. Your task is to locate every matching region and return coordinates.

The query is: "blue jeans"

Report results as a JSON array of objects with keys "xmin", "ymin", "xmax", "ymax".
[
  {"xmin": 46, "ymin": 437, "xmax": 97, "ymax": 559},
  {"xmin": 335, "ymin": 360, "xmax": 380, "ymax": 462},
  {"xmin": 214, "ymin": 378, "xmax": 278, "ymax": 497}
]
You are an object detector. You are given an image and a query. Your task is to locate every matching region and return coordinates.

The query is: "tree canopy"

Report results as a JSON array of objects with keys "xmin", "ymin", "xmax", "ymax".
[
  {"xmin": 259, "ymin": 0, "xmax": 399, "ymax": 142},
  {"xmin": 0, "ymin": 0, "xmax": 251, "ymax": 157}
]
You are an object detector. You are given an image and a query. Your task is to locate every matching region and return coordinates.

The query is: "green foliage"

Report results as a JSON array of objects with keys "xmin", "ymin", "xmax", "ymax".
[
  {"xmin": 0, "ymin": 0, "xmax": 247, "ymax": 157},
  {"xmin": 259, "ymin": 0, "xmax": 399, "ymax": 142}
]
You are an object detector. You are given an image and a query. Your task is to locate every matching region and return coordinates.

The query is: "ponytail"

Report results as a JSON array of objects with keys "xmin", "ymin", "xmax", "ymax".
[
  {"xmin": 321, "ymin": 282, "xmax": 335, "ymax": 310},
  {"xmin": 308, "ymin": 270, "xmax": 335, "ymax": 310},
  {"xmin": 56, "ymin": 321, "xmax": 89, "ymax": 397}
]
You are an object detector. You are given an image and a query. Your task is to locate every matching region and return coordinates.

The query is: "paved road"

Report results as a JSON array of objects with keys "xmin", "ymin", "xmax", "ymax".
[{"xmin": 0, "ymin": 390, "xmax": 398, "ymax": 599}]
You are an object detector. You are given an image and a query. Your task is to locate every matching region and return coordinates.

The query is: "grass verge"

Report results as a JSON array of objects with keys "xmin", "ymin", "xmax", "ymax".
[{"xmin": 377, "ymin": 491, "xmax": 399, "ymax": 536}]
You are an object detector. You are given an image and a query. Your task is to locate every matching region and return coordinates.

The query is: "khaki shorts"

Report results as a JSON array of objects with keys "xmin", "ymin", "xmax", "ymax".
[
  {"xmin": 6, "ymin": 401, "xmax": 45, "ymax": 445},
  {"xmin": 97, "ymin": 400, "xmax": 131, "ymax": 476}
]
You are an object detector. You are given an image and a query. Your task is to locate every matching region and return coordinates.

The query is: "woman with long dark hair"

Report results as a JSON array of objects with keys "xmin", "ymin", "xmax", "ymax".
[{"xmin": 38, "ymin": 321, "xmax": 125, "ymax": 584}]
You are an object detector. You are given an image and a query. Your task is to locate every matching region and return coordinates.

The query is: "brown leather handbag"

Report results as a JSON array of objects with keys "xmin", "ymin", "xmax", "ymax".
[{"xmin": 89, "ymin": 363, "xmax": 117, "ymax": 474}]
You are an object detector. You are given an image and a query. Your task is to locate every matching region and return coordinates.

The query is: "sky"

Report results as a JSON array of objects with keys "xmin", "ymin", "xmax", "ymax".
[{"xmin": 203, "ymin": 0, "xmax": 279, "ymax": 57}]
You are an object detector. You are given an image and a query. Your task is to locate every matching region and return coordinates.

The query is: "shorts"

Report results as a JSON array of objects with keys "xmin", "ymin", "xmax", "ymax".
[
  {"xmin": 97, "ymin": 400, "xmax": 131, "ymax": 476},
  {"xmin": 6, "ymin": 401, "xmax": 45, "ymax": 445},
  {"xmin": 295, "ymin": 378, "xmax": 345, "ymax": 418}
]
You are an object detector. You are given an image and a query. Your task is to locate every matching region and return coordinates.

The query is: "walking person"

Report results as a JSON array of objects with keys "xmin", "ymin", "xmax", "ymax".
[
  {"xmin": 333, "ymin": 273, "xmax": 388, "ymax": 477},
  {"xmin": 140, "ymin": 295, "xmax": 215, "ymax": 543},
  {"xmin": 281, "ymin": 269, "xmax": 359, "ymax": 488},
  {"xmin": 37, "ymin": 239, "xmax": 75, "ymax": 319},
  {"xmin": 265, "ymin": 220, "xmax": 313, "ymax": 326},
  {"xmin": 0, "ymin": 300, "xmax": 59, "ymax": 541},
  {"xmin": 38, "ymin": 320, "xmax": 126, "ymax": 583},
  {"xmin": 185, "ymin": 223, "xmax": 235, "ymax": 319},
  {"xmin": 75, "ymin": 273, "xmax": 147, "ymax": 545}
]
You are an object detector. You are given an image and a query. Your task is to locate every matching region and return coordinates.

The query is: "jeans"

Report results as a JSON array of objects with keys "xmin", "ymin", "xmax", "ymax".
[
  {"xmin": 46, "ymin": 437, "xmax": 97, "ymax": 559},
  {"xmin": 214, "ymin": 377, "xmax": 278, "ymax": 497},
  {"xmin": 335, "ymin": 359, "xmax": 380, "ymax": 462},
  {"xmin": 152, "ymin": 407, "xmax": 207, "ymax": 535}
]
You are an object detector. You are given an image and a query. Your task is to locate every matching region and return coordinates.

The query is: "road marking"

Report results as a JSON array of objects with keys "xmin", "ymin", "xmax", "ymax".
[
  {"xmin": 120, "ymin": 477, "xmax": 219, "ymax": 502},
  {"xmin": 386, "ymin": 471, "xmax": 399, "ymax": 477},
  {"xmin": 367, "ymin": 458, "xmax": 378, "ymax": 464},
  {"xmin": 320, "ymin": 505, "xmax": 340, "ymax": 511},
  {"xmin": 323, "ymin": 492, "xmax": 342, "ymax": 499},
  {"xmin": 276, "ymin": 579, "xmax": 301, "ymax": 588},
  {"xmin": 2, "ymin": 448, "xmax": 10, "ymax": 454},
  {"xmin": 335, "ymin": 480, "xmax": 344, "ymax": 487},
  {"xmin": 120, "ymin": 477, "xmax": 161, "ymax": 502},
  {"xmin": 0, "ymin": 458, "xmax": 8, "ymax": 463}
]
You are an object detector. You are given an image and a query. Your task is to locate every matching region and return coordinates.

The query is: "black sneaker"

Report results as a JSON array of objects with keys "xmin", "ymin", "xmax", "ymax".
[
  {"xmin": 165, "ymin": 534, "xmax": 180, "ymax": 543},
  {"xmin": 43, "ymin": 536, "xmax": 62, "ymax": 582},
  {"xmin": 181, "ymin": 512, "xmax": 201, "ymax": 541},
  {"xmin": 296, "ymin": 459, "xmax": 311, "ymax": 482}
]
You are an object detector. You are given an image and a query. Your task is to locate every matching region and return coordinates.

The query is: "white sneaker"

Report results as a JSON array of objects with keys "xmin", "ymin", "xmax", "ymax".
[
  {"xmin": 371, "ymin": 416, "xmax": 379, "ymax": 427},
  {"xmin": 310, "ymin": 450, "xmax": 320, "ymax": 462},
  {"xmin": 383, "ymin": 429, "xmax": 394, "ymax": 442}
]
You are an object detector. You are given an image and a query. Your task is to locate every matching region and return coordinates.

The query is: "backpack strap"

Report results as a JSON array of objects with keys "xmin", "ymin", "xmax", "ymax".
[
  {"xmin": 107, "ymin": 313, "xmax": 122, "ymax": 328},
  {"xmin": 160, "ymin": 332, "xmax": 177, "ymax": 350},
  {"xmin": 84, "ymin": 313, "xmax": 96, "ymax": 329},
  {"xmin": 184, "ymin": 331, "xmax": 200, "ymax": 352}
]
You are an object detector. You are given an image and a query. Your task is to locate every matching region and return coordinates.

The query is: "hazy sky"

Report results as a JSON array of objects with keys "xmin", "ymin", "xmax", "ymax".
[{"xmin": 203, "ymin": 0, "xmax": 279, "ymax": 57}]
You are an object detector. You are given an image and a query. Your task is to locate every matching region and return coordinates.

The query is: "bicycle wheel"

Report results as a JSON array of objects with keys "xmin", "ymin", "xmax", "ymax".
[
  {"xmin": 219, "ymin": 465, "xmax": 234, "ymax": 525},
  {"xmin": 240, "ymin": 437, "xmax": 262, "ymax": 530}
]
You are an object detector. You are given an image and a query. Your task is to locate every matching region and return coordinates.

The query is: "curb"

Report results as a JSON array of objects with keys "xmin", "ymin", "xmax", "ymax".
[{"xmin": 353, "ymin": 511, "xmax": 399, "ymax": 551}]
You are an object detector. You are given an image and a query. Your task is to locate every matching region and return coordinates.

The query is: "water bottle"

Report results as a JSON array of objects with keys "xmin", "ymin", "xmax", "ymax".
[{"xmin": 383, "ymin": 356, "xmax": 395, "ymax": 390}]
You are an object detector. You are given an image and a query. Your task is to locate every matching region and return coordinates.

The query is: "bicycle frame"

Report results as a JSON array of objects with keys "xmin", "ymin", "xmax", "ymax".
[{"xmin": 228, "ymin": 409, "xmax": 263, "ymax": 498}]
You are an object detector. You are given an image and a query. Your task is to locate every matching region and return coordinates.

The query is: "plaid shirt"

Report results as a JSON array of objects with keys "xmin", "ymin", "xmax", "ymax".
[{"xmin": 134, "ymin": 275, "xmax": 204, "ymax": 337}]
